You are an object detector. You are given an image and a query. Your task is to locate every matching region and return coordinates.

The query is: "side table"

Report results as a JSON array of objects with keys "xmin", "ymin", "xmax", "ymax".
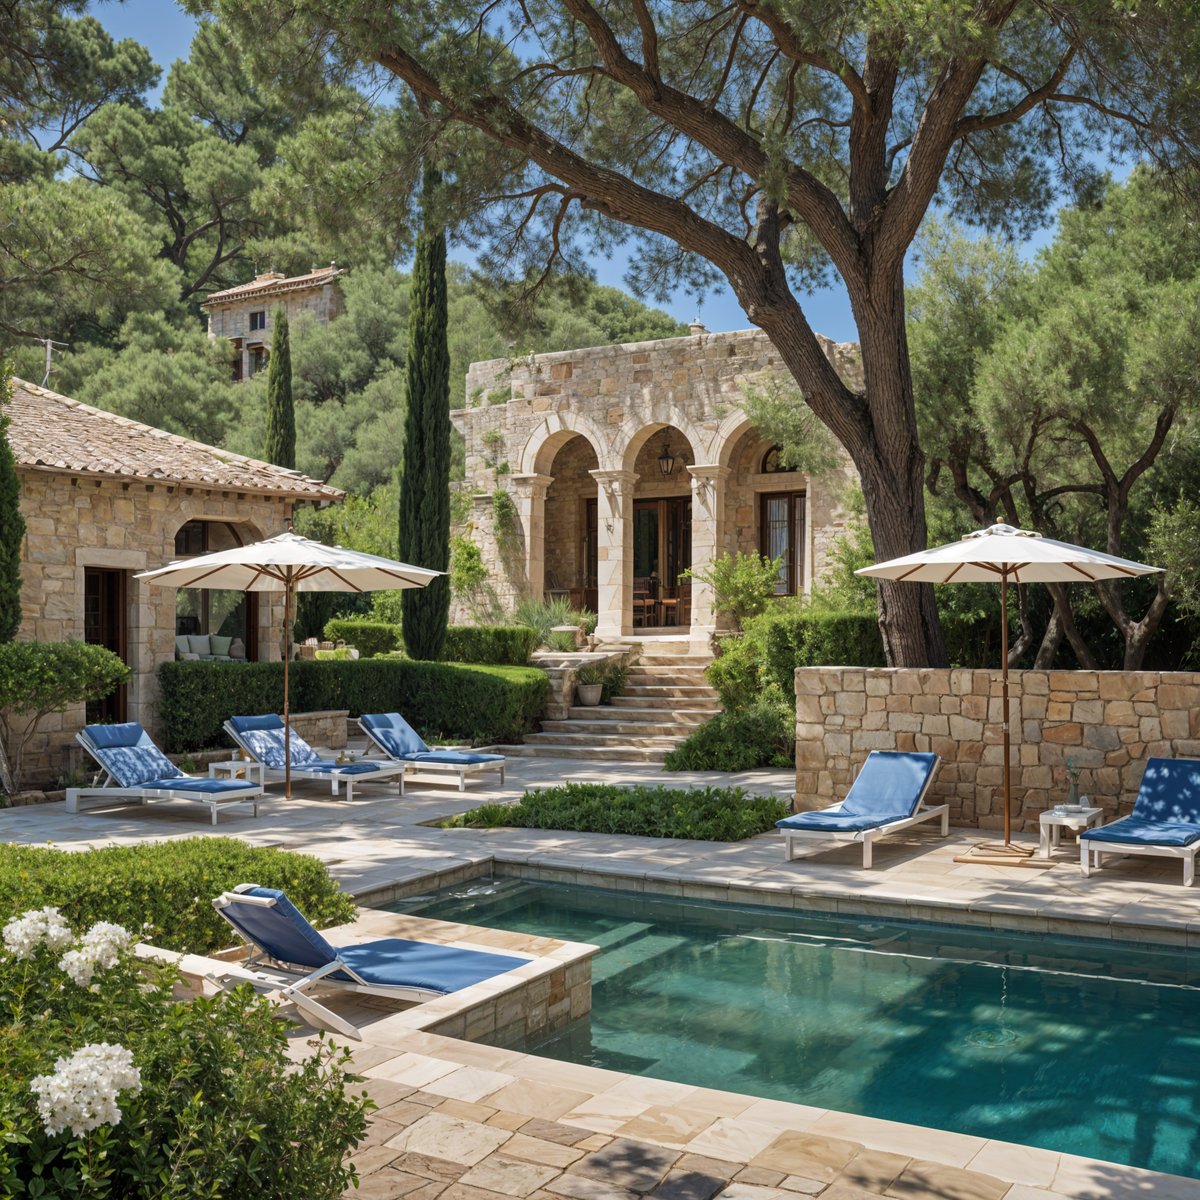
[
  {"xmin": 208, "ymin": 759, "xmax": 265, "ymax": 787},
  {"xmin": 1039, "ymin": 804, "xmax": 1103, "ymax": 859}
]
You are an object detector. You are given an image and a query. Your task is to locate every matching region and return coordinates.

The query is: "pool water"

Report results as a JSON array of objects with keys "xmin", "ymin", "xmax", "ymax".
[{"xmin": 392, "ymin": 878, "xmax": 1200, "ymax": 1178}]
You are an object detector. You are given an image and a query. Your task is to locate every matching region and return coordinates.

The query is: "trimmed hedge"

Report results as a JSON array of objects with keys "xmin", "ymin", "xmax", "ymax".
[
  {"xmin": 441, "ymin": 625, "xmax": 539, "ymax": 665},
  {"xmin": 322, "ymin": 617, "xmax": 401, "ymax": 657},
  {"xmin": 664, "ymin": 702, "xmax": 795, "ymax": 772},
  {"xmin": 158, "ymin": 658, "xmax": 549, "ymax": 751},
  {"xmin": 445, "ymin": 782, "xmax": 788, "ymax": 841},
  {"xmin": 0, "ymin": 838, "xmax": 355, "ymax": 954}
]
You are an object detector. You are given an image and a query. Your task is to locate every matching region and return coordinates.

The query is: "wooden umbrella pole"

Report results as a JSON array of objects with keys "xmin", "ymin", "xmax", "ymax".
[
  {"xmin": 1001, "ymin": 571, "xmax": 1010, "ymax": 845},
  {"xmin": 284, "ymin": 577, "xmax": 293, "ymax": 799}
]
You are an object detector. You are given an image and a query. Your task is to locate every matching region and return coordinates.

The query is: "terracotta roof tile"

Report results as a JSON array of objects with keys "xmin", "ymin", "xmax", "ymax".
[
  {"xmin": 6, "ymin": 377, "xmax": 343, "ymax": 501},
  {"xmin": 201, "ymin": 266, "xmax": 344, "ymax": 307}
]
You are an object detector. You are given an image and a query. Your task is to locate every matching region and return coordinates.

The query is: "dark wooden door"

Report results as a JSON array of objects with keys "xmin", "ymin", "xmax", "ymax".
[{"xmin": 83, "ymin": 568, "xmax": 127, "ymax": 723}]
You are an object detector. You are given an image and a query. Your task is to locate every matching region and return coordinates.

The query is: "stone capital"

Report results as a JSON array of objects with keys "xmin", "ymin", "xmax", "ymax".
[
  {"xmin": 508, "ymin": 472, "xmax": 554, "ymax": 497},
  {"xmin": 686, "ymin": 463, "xmax": 732, "ymax": 484}
]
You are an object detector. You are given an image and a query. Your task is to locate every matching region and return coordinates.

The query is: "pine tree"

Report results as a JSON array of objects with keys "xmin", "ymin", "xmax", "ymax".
[
  {"xmin": 264, "ymin": 307, "xmax": 295, "ymax": 470},
  {"xmin": 399, "ymin": 168, "xmax": 451, "ymax": 660},
  {"xmin": 0, "ymin": 370, "xmax": 24, "ymax": 643}
]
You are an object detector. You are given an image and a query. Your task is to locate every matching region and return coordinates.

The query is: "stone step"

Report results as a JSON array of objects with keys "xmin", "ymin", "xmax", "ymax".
[
  {"xmin": 610, "ymin": 695, "xmax": 721, "ymax": 711},
  {"xmin": 542, "ymin": 718, "xmax": 702, "ymax": 736},
  {"xmin": 636, "ymin": 655, "xmax": 714, "ymax": 667},
  {"xmin": 626, "ymin": 666, "xmax": 711, "ymax": 681},
  {"xmin": 566, "ymin": 705, "xmax": 713, "ymax": 724},
  {"xmin": 496, "ymin": 743, "xmax": 671, "ymax": 763},
  {"xmin": 523, "ymin": 731, "xmax": 685, "ymax": 749},
  {"xmin": 623, "ymin": 684, "xmax": 720, "ymax": 698}
]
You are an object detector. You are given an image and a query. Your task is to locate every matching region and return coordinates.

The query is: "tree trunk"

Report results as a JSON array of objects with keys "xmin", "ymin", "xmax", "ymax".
[
  {"xmin": 1032, "ymin": 602, "xmax": 1064, "ymax": 669},
  {"xmin": 1045, "ymin": 583, "xmax": 1098, "ymax": 669}
]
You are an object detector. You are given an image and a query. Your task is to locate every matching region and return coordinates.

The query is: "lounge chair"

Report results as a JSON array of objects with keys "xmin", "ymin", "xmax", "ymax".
[
  {"xmin": 210, "ymin": 884, "xmax": 529, "ymax": 1039},
  {"xmin": 777, "ymin": 750, "xmax": 946, "ymax": 868},
  {"xmin": 223, "ymin": 714, "xmax": 405, "ymax": 799},
  {"xmin": 1080, "ymin": 757, "xmax": 1200, "ymax": 885},
  {"xmin": 358, "ymin": 712, "xmax": 505, "ymax": 795},
  {"xmin": 69, "ymin": 722, "xmax": 261, "ymax": 825}
]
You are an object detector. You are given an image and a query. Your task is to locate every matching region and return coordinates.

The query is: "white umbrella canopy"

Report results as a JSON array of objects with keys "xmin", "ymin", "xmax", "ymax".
[
  {"xmin": 137, "ymin": 531, "xmax": 443, "ymax": 796},
  {"xmin": 857, "ymin": 524, "xmax": 1163, "ymax": 855}
]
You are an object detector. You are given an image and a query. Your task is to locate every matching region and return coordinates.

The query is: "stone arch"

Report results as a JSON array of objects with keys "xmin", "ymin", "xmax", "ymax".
[
  {"xmin": 618, "ymin": 413, "xmax": 704, "ymax": 475},
  {"xmin": 520, "ymin": 411, "xmax": 610, "ymax": 475},
  {"xmin": 709, "ymin": 410, "xmax": 758, "ymax": 468}
]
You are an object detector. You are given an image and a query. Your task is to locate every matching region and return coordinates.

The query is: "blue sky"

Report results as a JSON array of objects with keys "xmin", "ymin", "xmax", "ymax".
[{"xmin": 91, "ymin": 0, "xmax": 1087, "ymax": 342}]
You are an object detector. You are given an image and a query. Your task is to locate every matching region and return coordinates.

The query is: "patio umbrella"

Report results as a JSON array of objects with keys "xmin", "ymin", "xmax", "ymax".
[
  {"xmin": 137, "ymin": 531, "xmax": 441, "ymax": 796},
  {"xmin": 856, "ymin": 524, "xmax": 1161, "ymax": 856}
]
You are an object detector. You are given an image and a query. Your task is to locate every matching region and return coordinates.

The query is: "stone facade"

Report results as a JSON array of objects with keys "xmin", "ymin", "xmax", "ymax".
[
  {"xmin": 794, "ymin": 666, "xmax": 1200, "ymax": 832},
  {"xmin": 452, "ymin": 328, "xmax": 862, "ymax": 649},
  {"xmin": 202, "ymin": 266, "xmax": 344, "ymax": 381}
]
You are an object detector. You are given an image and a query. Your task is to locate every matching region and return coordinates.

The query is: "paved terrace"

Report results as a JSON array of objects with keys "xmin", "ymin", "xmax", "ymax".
[{"xmin": 5, "ymin": 755, "xmax": 1200, "ymax": 1198}]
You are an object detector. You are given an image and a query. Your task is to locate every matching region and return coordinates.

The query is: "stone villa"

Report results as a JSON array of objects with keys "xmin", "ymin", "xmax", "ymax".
[
  {"xmin": 7, "ymin": 378, "xmax": 341, "ymax": 783},
  {"xmin": 202, "ymin": 265, "xmax": 345, "ymax": 381},
  {"xmin": 453, "ymin": 327, "xmax": 863, "ymax": 650}
]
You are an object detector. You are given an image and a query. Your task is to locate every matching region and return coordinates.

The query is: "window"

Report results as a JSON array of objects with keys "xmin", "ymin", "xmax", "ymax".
[
  {"xmin": 249, "ymin": 310, "xmax": 266, "ymax": 331},
  {"xmin": 248, "ymin": 346, "xmax": 268, "ymax": 376},
  {"xmin": 761, "ymin": 445, "xmax": 791, "ymax": 473},
  {"xmin": 173, "ymin": 521, "xmax": 258, "ymax": 658},
  {"xmin": 760, "ymin": 492, "xmax": 806, "ymax": 595}
]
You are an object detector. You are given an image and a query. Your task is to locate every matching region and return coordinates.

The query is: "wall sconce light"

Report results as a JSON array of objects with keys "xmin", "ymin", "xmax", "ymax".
[{"xmin": 657, "ymin": 436, "xmax": 677, "ymax": 478}]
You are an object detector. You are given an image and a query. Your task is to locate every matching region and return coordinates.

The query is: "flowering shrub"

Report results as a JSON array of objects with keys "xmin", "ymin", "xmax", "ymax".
[{"xmin": 0, "ymin": 908, "xmax": 371, "ymax": 1197}]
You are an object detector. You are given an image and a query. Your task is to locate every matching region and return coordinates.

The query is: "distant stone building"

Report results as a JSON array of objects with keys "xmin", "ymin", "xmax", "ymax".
[
  {"xmin": 7, "ymin": 377, "xmax": 342, "ymax": 783},
  {"xmin": 202, "ymin": 265, "xmax": 345, "ymax": 381},
  {"xmin": 452, "ymin": 327, "xmax": 863, "ymax": 650}
]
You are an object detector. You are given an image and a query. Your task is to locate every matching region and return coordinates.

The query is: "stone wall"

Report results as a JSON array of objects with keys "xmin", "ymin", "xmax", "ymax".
[
  {"xmin": 794, "ymin": 666, "xmax": 1200, "ymax": 832},
  {"xmin": 16, "ymin": 469, "xmax": 294, "ymax": 784}
]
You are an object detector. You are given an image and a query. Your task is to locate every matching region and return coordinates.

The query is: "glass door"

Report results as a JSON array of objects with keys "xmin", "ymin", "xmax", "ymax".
[{"xmin": 83, "ymin": 567, "xmax": 128, "ymax": 723}]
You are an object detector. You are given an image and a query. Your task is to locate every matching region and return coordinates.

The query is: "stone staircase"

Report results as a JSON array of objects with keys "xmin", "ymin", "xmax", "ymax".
[{"xmin": 502, "ymin": 645, "xmax": 721, "ymax": 764}]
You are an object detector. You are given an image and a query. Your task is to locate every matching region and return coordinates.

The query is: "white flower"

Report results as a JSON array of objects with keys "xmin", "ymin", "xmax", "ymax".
[
  {"xmin": 2, "ymin": 907, "xmax": 73, "ymax": 960},
  {"xmin": 30, "ymin": 1042, "xmax": 142, "ymax": 1137},
  {"xmin": 59, "ymin": 922, "xmax": 134, "ymax": 988}
]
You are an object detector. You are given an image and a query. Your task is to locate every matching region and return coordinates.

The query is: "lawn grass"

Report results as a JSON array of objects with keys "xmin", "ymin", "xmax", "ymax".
[{"xmin": 442, "ymin": 781, "xmax": 789, "ymax": 841}]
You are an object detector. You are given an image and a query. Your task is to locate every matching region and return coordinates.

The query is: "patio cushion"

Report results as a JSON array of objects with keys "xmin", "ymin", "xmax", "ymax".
[
  {"xmin": 233, "ymin": 887, "xmax": 340, "ymax": 968},
  {"xmin": 776, "ymin": 809, "xmax": 900, "ymax": 834},
  {"xmin": 187, "ymin": 634, "xmax": 211, "ymax": 655},
  {"xmin": 1130, "ymin": 757, "xmax": 1200, "ymax": 825},
  {"xmin": 139, "ymin": 777, "xmax": 259, "ymax": 795},
  {"xmin": 98, "ymin": 745, "xmax": 184, "ymax": 788},
  {"xmin": 229, "ymin": 716, "xmax": 321, "ymax": 769},
  {"xmin": 175, "ymin": 635, "xmax": 191, "ymax": 656},
  {"xmin": 299, "ymin": 761, "xmax": 387, "ymax": 776},
  {"xmin": 209, "ymin": 634, "xmax": 233, "ymax": 656},
  {"xmin": 1081, "ymin": 817, "xmax": 1200, "ymax": 848},
  {"xmin": 839, "ymin": 751, "xmax": 938, "ymax": 817},
  {"xmin": 84, "ymin": 722, "xmax": 148, "ymax": 750},
  {"xmin": 361, "ymin": 712, "xmax": 428, "ymax": 757},
  {"xmin": 336, "ymin": 938, "xmax": 526, "ymax": 993},
  {"xmin": 405, "ymin": 750, "xmax": 504, "ymax": 766}
]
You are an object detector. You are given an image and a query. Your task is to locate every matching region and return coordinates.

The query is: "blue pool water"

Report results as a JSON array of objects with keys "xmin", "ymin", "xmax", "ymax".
[{"xmin": 392, "ymin": 878, "xmax": 1200, "ymax": 1177}]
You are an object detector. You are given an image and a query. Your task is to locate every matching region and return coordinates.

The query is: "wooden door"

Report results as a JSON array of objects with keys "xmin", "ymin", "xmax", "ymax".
[{"xmin": 83, "ymin": 568, "xmax": 128, "ymax": 723}]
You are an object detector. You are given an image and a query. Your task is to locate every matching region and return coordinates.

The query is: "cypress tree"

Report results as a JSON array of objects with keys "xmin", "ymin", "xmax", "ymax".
[
  {"xmin": 0, "ymin": 370, "xmax": 24, "ymax": 643},
  {"xmin": 399, "ymin": 167, "xmax": 451, "ymax": 660},
  {"xmin": 264, "ymin": 307, "xmax": 295, "ymax": 470}
]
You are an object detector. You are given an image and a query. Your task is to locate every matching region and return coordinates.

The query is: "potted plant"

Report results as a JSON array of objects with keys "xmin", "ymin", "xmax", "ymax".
[{"xmin": 575, "ymin": 663, "xmax": 606, "ymax": 706}]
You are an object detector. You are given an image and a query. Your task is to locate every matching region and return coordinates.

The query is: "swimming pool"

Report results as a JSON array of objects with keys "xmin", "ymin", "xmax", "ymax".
[{"xmin": 392, "ymin": 877, "xmax": 1200, "ymax": 1177}]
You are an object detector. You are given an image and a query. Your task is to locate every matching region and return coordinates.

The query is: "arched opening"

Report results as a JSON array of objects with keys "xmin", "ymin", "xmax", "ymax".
[
  {"xmin": 627, "ymin": 424, "xmax": 695, "ymax": 629},
  {"xmin": 171, "ymin": 519, "xmax": 262, "ymax": 661},
  {"xmin": 543, "ymin": 435, "xmax": 600, "ymax": 611}
]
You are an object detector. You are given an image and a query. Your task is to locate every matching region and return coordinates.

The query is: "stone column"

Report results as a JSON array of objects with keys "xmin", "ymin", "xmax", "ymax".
[
  {"xmin": 590, "ymin": 469, "xmax": 636, "ymax": 641},
  {"xmin": 509, "ymin": 472, "xmax": 553, "ymax": 601},
  {"xmin": 686, "ymin": 464, "xmax": 731, "ymax": 652}
]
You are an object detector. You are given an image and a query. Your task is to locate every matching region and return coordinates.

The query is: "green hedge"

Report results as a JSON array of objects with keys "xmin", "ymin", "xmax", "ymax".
[
  {"xmin": 441, "ymin": 625, "xmax": 539, "ymax": 665},
  {"xmin": 158, "ymin": 659, "xmax": 549, "ymax": 751},
  {"xmin": 0, "ymin": 838, "xmax": 355, "ymax": 954},
  {"xmin": 664, "ymin": 702, "xmax": 795, "ymax": 772},
  {"xmin": 445, "ymin": 782, "xmax": 788, "ymax": 841},
  {"xmin": 322, "ymin": 617, "xmax": 401, "ymax": 657}
]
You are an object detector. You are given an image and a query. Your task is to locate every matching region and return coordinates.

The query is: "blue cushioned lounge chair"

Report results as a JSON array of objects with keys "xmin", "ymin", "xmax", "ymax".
[
  {"xmin": 210, "ymin": 885, "xmax": 530, "ymax": 1039},
  {"xmin": 358, "ymin": 712, "xmax": 505, "ymax": 795},
  {"xmin": 223, "ymin": 714, "xmax": 405, "ymax": 800},
  {"xmin": 777, "ymin": 751, "xmax": 945, "ymax": 868},
  {"xmin": 1080, "ymin": 757, "xmax": 1200, "ymax": 886},
  {"xmin": 70, "ymin": 722, "xmax": 260, "ymax": 825}
]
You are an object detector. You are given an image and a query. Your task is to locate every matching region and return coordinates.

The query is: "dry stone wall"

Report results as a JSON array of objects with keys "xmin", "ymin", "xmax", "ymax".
[{"xmin": 794, "ymin": 666, "xmax": 1200, "ymax": 832}]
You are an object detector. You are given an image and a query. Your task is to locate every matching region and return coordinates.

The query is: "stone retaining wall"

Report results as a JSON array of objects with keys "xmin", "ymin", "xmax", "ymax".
[{"xmin": 794, "ymin": 667, "xmax": 1200, "ymax": 832}]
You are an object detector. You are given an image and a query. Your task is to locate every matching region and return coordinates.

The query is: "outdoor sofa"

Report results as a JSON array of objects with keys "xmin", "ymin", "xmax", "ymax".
[
  {"xmin": 1080, "ymin": 756, "xmax": 1200, "ymax": 886},
  {"xmin": 777, "ymin": 750, "xmax": 946, "ymax": 868},
  {"xmin": 223, "ymin": 714, "xmax": 405, "ymax": 799},
  {"xmin": 358, "ymin": 712, "xmax": 506, "ymax": 795},
  {"xmin": 209, "ymin": 884, "xmax": 530, "ymax": 1038},
  {"xmin": 70, "ymin": 722, "xmax": 261, "ymax": 825}
]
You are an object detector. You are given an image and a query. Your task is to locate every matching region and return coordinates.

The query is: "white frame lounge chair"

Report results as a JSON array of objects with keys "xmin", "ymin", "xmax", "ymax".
[
  {"xmin": 358, "ymin": 712, "xmax": 505, "ymax": 795},
  {"xmin": 223, "ymin": 714, "xmax": 405, "ymax": 800},
  {"xmin": 69, "ymin": 722, "xmax": 260, "ymax": 825},
  {"xmin": 210, "ymin": 885, "xmax": 530, "ymax": 1039},
  {"xmin": 777, "ymin": 751, "xmax": 946, "ymax": 868},
  {"xmin": 1080, "ymin": 757, "xmax": 1200, "ymax": 886}
]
